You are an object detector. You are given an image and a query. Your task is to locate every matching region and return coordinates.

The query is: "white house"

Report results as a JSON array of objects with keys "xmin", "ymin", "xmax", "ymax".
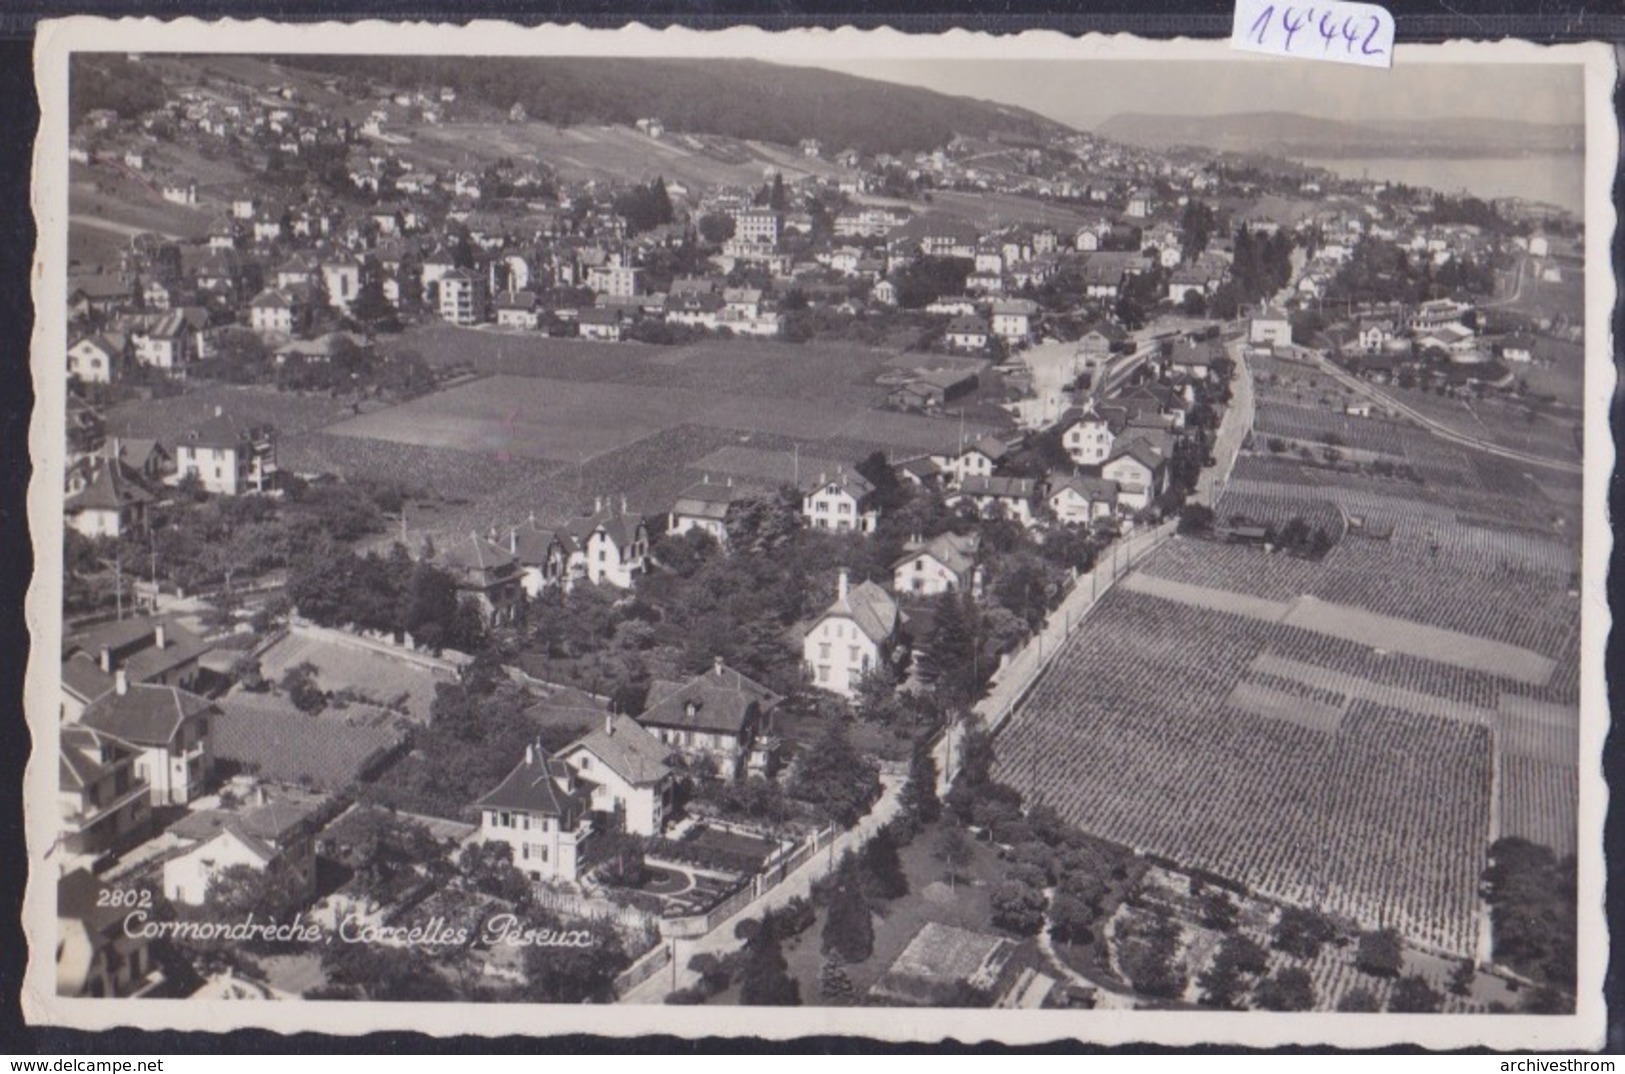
[
  {"xmin": 1101, "ymin": 440, "xmax": 1169, "ymax": 513},
  {"xmin": 563, "ymin": 503, "xmax": 649, "ymax": 589},
  {"xmin": 1058, "ymin": 406, "xmax": 1117, "ymax": 467},
  {"xmin": 948, "ymin": 475, "xmax": 1038, "ymax": 529},
  {"xmin": 891, "ymin": 531, "xmax": 981, "ymax": 598},
  {"xmin": 802, "ymin": 570, "xmax": 901, "ymax": 699},
  {"xmin": 1048, "ymin": 473, "xmax": 1119, "ymax": 525},
  {"xmin": 668, "ymin": 477, "xmax": 745, "ymax": 548},
  {"xmin": 1248, "ymin": 306, "xmax": 1292, "ymax": 348},
  {"xmin": 557, "ymin": 715, "xmax": 675, "ymax": 837},
  {"xmin": 162, "ymin": 785, "xmax": 327, "ymax": 907},
  {"xmin": 473, "ymin": 743, "xmax": 593, "ymax": 883},
  {"xmin": 991, "ymin": 299, "xmax": 1038, "ymax": 344},
  {"xmin": 802, "ymin": 470, "xmax": 879, "ymax": 535},
  {"xmin": 77, "ymin": 677, "xmax": 215, "ymax": 807}
]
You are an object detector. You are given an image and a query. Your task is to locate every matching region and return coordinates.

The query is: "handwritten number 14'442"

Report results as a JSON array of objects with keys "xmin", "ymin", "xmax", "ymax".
[{"xmin": 1250, "ymin": 6, "xmax": 1387, "ymax": 58}]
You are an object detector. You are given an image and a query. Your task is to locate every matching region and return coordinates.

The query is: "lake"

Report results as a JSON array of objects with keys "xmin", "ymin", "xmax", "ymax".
[{"xmin": 1293, "ymin": 154, "xmax": 1585, "ymax": 217}]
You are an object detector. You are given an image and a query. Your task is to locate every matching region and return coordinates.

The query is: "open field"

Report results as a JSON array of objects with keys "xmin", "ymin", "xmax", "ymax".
[
  {"xmin": 103, "ymin": 384, "xmax": 357, "ymax": 442},
  {"xmin": 401, "ymin": 120, "xmax": 848, "ymax": 191},
  {"xmin": 919, "ymin": 188, "xmax": 1095, "ymax": 231},
  {"xmin": 327, "ymin": 370, "xmax": 988, "ymax": 464},
  {"xmin": 70, "ymin": 168, "xmax": 213, "ymax": 239}
]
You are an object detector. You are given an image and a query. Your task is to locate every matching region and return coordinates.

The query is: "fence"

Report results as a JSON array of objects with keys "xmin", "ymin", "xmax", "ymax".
[
  {"xmin": 933, "ymin": 520, "xmax": 1178, "ymax": 790},
  {"xmin": 657, "ymin": 821, "xmax": 839, "ymax": 940},
  {"xmin": 532, "ymin": 887, "xmax": 662, "ymax": 933},
  {"xmin": 612, "ymin": 942, "xmax": 672, "ymax": 995}
]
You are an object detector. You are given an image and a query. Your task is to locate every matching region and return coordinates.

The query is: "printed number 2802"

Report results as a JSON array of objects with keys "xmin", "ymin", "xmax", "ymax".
[
  {"xmin": 97, "ymin": 887, "xmax": 153, "ymax": 909},
  {"xmin": 1231, "ymin": 0, "xmax": 1395, "ymax": 69}
]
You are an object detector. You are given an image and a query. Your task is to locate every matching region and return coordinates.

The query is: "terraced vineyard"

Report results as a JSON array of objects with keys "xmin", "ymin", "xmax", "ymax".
[
  {"xmin": 1001, "ymin": 444, "xmax": 1581, "ymax": 958},
  {"xmin": 995, "ymin": 590, "xmax": 1497, "ymax": 955}
]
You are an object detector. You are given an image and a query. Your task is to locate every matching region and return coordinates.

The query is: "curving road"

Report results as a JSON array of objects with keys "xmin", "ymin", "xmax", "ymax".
[{"xmin": 1291, "ymin": 344, "xmax": 1581, "ymax": 474}]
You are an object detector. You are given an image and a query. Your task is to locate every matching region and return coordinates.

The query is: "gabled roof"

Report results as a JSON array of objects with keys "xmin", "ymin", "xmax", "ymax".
[
  {"xmin": 563, "ymin": 715, "xmax": 673, "ymax": 786},
  {"xmin": 565, "ymin": 508, "xmax": 645, "ymax": 549},
  {"xmin": 60, "ymin": 725, "xmax": 133, "ymax": 791},
  {"xmin": 954, "ymin": 475, "xmax": 1036, "ymax": 500},
  {"xmin": 508, "ymin": 519, "xmax": 564, "ymax": 566},
  {"xmin": 959, "ymin": 435, "xmax": 1009, "ymax": 463},
  {"xmin": 1049, "ymin": 472, "xmax": 1119, "ymax": 504},
  {"xmin": 640, "ymin": 663, "xmax": 778, "ymax": 736},
  {"xmin": 805, "ymin": 469, "xmax": 874, "ymax": 500},
  {"xmin": 894, "ymin": 531, "xmax": 980, "ymax": 577},
  {"xmin": 815, "ymin": 578, "xmax": 899, "ymax": 645},
  {"xmin": 672, "ymin": 478, "xmax": 745, "ymax": 521},
  {"xmin": 474, "ymin": 746, "xmax": 587, "ymax": 820},
  {"xmin": 64, "ymin": 461, "xmax": 151, "ymax": 516},
  {"xmin": 182, "ymin": 412, "xmax": 272, "ymax": 451},
  {"xmin": 440, "ymin": 532, "xmax": 518, "ymax": 576},
  {"xmin": 1105, "ymin": 438, "xmax": 1168, "ymax": 473},
  {"xmin": 80, "ymin": 684, "xmax": 214, "ymax": 748}
]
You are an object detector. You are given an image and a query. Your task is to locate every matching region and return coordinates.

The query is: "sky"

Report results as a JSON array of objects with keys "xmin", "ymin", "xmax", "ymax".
[{"xmin": 804, "ymin": 59, "xmax": 1584, "ymax": 131}]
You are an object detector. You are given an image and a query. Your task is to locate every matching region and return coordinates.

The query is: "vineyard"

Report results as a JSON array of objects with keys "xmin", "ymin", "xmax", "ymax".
[
  {"xmin": 994, "ymin": 589, "xmax": 1497, "ymax": 956},
  {"xmin": 1254, "ymin": 401, "xmax": 1409, "ymax": 456}
]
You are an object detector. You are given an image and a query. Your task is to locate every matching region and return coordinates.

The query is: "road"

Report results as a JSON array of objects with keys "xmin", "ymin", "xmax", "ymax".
[
  {"xmin": 619, "ymin": 775, "xmax": 905, "ymax": 1004},
  {"xmin": 1292, "ymin": 344, "xmax": 1581, "ymax": 474},
  {"xmin": 1194, "ymin": 339, "xmax": 1254, "ymax": 508}
]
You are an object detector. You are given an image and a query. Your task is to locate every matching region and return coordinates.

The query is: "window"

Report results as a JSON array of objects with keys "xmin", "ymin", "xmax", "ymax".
[
  {"xmin": 849, "ymin": 646, "xmax": 859, "ymax": 664},
  {"xmin": 521, "ymin": 844, "xmax": 530, "ymax": 860},
  {"xmin": 818, "ymin": 643, "xmax": 830, "ymax": 660},
  {"xmin": 817, "ymin": 666, "xmax": 830, "ymax": 682},
  {"xmin": 537, "ymin": 845, "xmax": 549, "ymax": 863}
]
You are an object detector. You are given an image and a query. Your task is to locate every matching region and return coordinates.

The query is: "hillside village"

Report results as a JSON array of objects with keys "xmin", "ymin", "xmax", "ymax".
[{"xmin": 55, "ymin": 54, "xmax": 1582, "ymax": 1010}]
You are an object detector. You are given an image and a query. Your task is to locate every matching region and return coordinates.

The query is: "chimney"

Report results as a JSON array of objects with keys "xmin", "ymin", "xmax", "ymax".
[
  {"xmin": 837, "ymin": 568, "xmax": 850, "ymax": 604},
  {"xmin": 605, "ymin": 712, "xmax": 614, "ymax": 736},
  {"xmin": 621, "ymin": 495, "xmax": 628, "ymax": 514},
  {"xmin": 114, "ymin": 668, "xmax": 128, "ymax": 696},
  {"xmin": 524, "ymin": 743, "xmax": 535, "ymax": 765},
  {"xmin": 594, "ymin": 496, "xmax": 603, "ymax": 515},
  {"xmin": 214, "ymin": 404, "xmax": 224, "ymax": 418},
  {"xmin": 154, "ymin": 622, "xmax": 166, "ymax": 650},
  {"xmin": 99, "ymin": 645, "xmax": 112, "ymax": 674},
  {"xmin": 510, "ymin": 527, "xmax": 518, "ymax": 554},
  {"xmin": 713, "ymin": 655, "xmax": 724, "ymax": 678}
]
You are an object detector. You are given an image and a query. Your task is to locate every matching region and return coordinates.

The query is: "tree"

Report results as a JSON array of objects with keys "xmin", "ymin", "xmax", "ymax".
[
  {"xmin": 861, "ymin": 825, "xmax": 909, "ymax": 900},
  {"xmin": 697, "ymin": 212, "xmax": 736, "ymax": 244},
  {"xmin": 822, "ymin": 854, "xmax": 875, "ymax": 963},
  {"xmin": 990, "ymin": 878, "xmax": 1048, "ymax": 936},
  {"xmin": 1389, "ymin": 975, "xmax": 1444, "ymax": 1014},
  {"xmin": 1336, "ymin": 988, "xmax": 1383, "ymax": 1012},
  {"xmin": 1448, "ymin": 958, "xmax": 1475, "ymax": 997},
  {"xmin": 739, "ymin": 911, "xmax": 801, "ymax": 1006},
  {"xmin": 935, "ymin": 822, "xmax": 974, "ymax": 892},
  {"xmin": 1272, "ymin": 906, "xmax": 1337, "ymax": 960},
  {"xmin": 1253, "ymin": 966, "xmax": 1317, "ymax": 1011},
  {"xmin": 1200, "ymin": 890, "xmax": 1239, "ymax": 932},
  {"xmin": 1179, "ymin": 503, "xmax": 1216, "ymax": 536},
  {"xmin": 787, "ymin": 719, "xmax": 881, "ymax": 827},
  {"xmin": 520, "ymin": 915, "xmax": 629, "ymax": 1003},
  {"xmin": 899, "ymin": 742, "xmax": 942, "ymax": 830},
  {"xmin": 1354, "ymin": 928, "xmax": 1405, "ymax": 978},
  {"xmin": 819, "ymin": 955, "xmax": 856, "ymax": 1004},
  {"xmin": 1196, "ymin": 960, "xmax": 1247, "ymax": 1010},
  {"xmin": 280, "ymin": 661, "xmax": 326, "ymax": 714}
]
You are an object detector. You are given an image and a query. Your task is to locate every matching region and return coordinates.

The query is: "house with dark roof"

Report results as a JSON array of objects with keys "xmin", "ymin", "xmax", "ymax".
[
  {"xmin": 637, "ymin": 658, "xmax": 779, "ymax": 780},
  {"xmin": 56, "ymin": 868, "xmax": 163, "ymax": 998},
  {"xmin": 801, "ymin": 570, "xmax": 902, "ymax": 700},
  {"xmin": 943, "ymin": 435, "xmax": 1010, "ymax": 489},
  {"xmin": 669, "ymin": 476, "xmax": 747, "ymax": 549},
  {"xmin": 61, "ymin": 616, "xmax": 211, "ymax": 722},
  {"xmin": 440, "ymin": 531, "xmax": 524, "ymax": 625},
  {"xmin": 473, "ymin": 741, "xmax": 594, "ymax": 883},
  {"xmin": 161, "ymin": 783, "xmax": 332, "ymax": 907},
  {"xmin": 948, "ymin": 475, "xmax": 1039, "ymax": 529},
  {"xmin": 59, "ymin": 725, "xmax": 151, "ymax": 864},
  {"xmin": 63, "ymin": 458, "xmax": 152, "ymax": 539},
  {"xmin": 1047, "ymin": 473, "xmax": 1119, "ymax": 525},
  {"xmin": 77, "ymin": 675, "xmax": 216, "ymax": 806},
  {"xmin": 67, "ymin": 335, "xmax": 125, "ymax": 384},
  {"xmin": 504, "ymin": 517, "xmax": 569, "ymax": 597},
  {"xmin": 802, "ymin": 469, "xmax": 878, "ymax": 536},
  {"xmin": 1056, "ymin": 404, "xmax": 1119, "ymax": 467},
  {"xmin": 557, "ymin": 714, "xmax": 676, "ymax": 837},
  {"xmin": 563, "ymin": 501, "xmax": 649, "ymax": 589},
  {"xmin": 1101, "ymin": 438, "xmax": 1171, "ymax": 513},
  {"xmin": 892, "ymin": 531, "xmax": 982, "ymax": 599},
  {"xmin": 175, "ymin": 408, "xmax": 277, "ymax": 496}
]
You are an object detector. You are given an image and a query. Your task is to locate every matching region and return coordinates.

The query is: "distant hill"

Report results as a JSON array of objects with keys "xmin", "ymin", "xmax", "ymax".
[
  {"xmin": 1096, "ymin": 111, "xmax": 1584, "ymax": 159},
  {"xmin": 276, "ymin": 56, "xmax": 1074, "ymax": 157}
]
